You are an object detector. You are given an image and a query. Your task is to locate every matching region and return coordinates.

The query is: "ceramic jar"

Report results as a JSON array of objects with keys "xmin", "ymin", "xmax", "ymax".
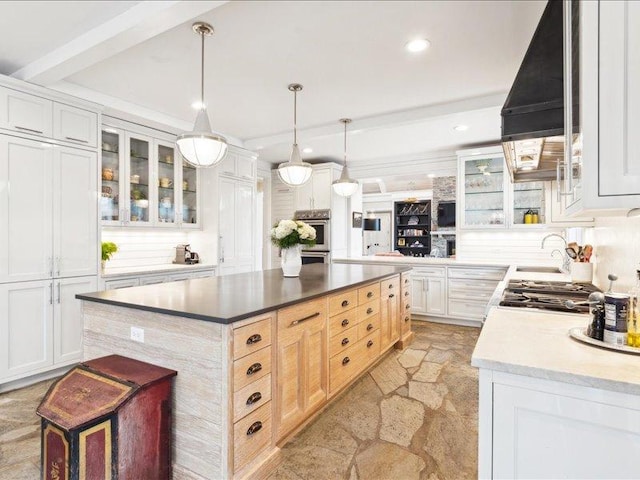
[{"xmin": 281, "ymin": 245, "xmax": 302, "ymax": 277}]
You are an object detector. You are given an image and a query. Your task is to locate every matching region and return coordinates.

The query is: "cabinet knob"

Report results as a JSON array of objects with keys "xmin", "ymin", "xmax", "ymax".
[
  {"xmin": 367, "ymin": 291, "xmax": 373, "ymax": 298},
  {"xmin": 246, "ymin": 334, "xmax": 262, "ymax": 345},
  {"xmin": 246, "ymin": 392, "xmax": 262, "ymax": 406},
  {"xmin": 341, "ymin": 300, "xmax": 350, "ymax": 307},
  {"xmin": 342, "ymin": 356, "xmax": 350, "ymax": 366},
  {"xmin": 366, "ymin": 323, "xmax": 373, "ymax": 331},
  {"xmin": 366, "ymin": 307, "xmax": 373, "ymax": 314},
  {"xmin": 389, "ymin": 294, "xmax": 395, "ymax": 298},
  {"xmin": 367, "ymin": 340, "xmax": 374, "ymax": 348},
  {"xmin": 247, "ymin": 421, "xmax": 263, "ymax": 436},
  {"xmin": 388, "ymin": 284, "xmax": 393, "ymax": 289},
  {"xmin": 405, "ymin": 316, "xmax": 410, "ymax": 322},
  {"xmin": 341, "ymin": 319, "xmax": 349, "ymax": 327},
  {"xmin": 246, "ymin": 363, "xmax": 262, "ymax": 376},
  {"xmin": 405, "ymin": 304, "xmax": 410, "ymax": 310},
  {"xmin": 341, "ymin": 337, "xmax": 350, "ymax": 346},
  {"xmin": 405, "ymin": 291, "xmax": 409, "ymax": 296}
]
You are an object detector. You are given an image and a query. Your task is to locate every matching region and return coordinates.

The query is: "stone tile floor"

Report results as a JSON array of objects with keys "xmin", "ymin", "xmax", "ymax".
[{"xmin": 0, "ymin": 321, "xmax": 479, "ymax": 479}]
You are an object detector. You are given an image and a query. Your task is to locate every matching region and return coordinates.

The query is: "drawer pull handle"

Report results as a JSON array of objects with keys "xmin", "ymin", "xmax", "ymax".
[
  {"xmin": 246, "ymin": 334, "xmax": 262, "ymax": 345},
  {"xmin": 341, "ymin": 300, "xmax": 350, "ymax": 307},
  {"xmin": 366, "ymin": 323, "xmax": 373, "ymax": 331},
  {"xmin": 342, "ymin": 356, "xmax": 350, "ymax": 366},
  {"xmin": 405, "ymin": 291, "xmax": 409, "ymax": 297},
  {"xmin": 246, "ymin": 392, "xmax": 262, "ymax": 406},
  {"xmin": 65, "ymin": 136, "xmax": 88, "ymax": 143},
  {"xmin": 405, "ymin": 316, "xmax": 410, "ymax": 322},
  {"xmin": 341, "ymin": 337, "xmax": 350, "ymax": 346},
  {"xmin": 367, "ymin": 291, "xmax": 373, "ymax": 298},
  {"xmin": 389, "ymin": 294, "xmax": 395, "ymax": 298},
  {"xmin": 247, "ymin": 421, "xmax": 262, "ymax": 436},
  {"xmin": 367, "ymin": 340, "xmax": 374, "ymax": 348},
  {"xmin": 15, "ymin": 125, "xmax": 44, "ymax": 134},
  {"xmin": 290, "ymin": 311, "xmax": 320, "ymax": 327},
  {"xmin": 341, "ymin": 318, "xmax": 349, "ymax": 327},
  {"xmin": 404, "ymin": 279, "xmax": 409, "ymax": 284},
  {"xmin": 405, "ymin": 304, "xmax": 410, "ymax": 310},
  {"xmin": 246, "ymin": 363, "xmax": 262, "ymax": 376},
  {"xmin": 366, "ymin": 307, "xmax": 373, "ymax": 314},
  {"xmin": 388, "ymin": 284, "xmax": 393, "ymax": 289}
]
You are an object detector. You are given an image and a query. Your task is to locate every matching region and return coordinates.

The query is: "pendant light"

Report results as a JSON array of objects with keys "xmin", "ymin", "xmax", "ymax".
[
  {"xmin": 176, "ymin": 22, "xmax": 228, "ymax": 168},
  {"xmin": 278, "ymin": 84, "xmax": 313, "ymax": 186},
  {"xmin": 332, "ymin": 118, "xmax": 359, "ymax": 197}
]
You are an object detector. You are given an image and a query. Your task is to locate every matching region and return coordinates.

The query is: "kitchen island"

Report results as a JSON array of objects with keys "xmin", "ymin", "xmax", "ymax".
[
  {"xmin": 473, "ymin": 299, "xmax": 640, "ymax": 479},
  {"xmin": 78, "ymin": 264, "xmax": 411, "ymax": 479}
]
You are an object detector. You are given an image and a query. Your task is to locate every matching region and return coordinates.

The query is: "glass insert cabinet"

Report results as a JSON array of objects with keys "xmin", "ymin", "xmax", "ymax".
[
  {"xmin": 100, "ymin": 127, "xmax": 199, "ymax": 228},
  {"xmin": 457, "ymin": 147, "xmax": 546, "ymax": 229}
]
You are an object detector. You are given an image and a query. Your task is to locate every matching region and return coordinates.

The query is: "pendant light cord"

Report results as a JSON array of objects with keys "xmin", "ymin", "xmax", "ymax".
[
  {"xmin": 200, "ymin": 31, "xmax": 205, "ymax": 107},
  {"xmin": 343, "ymin": 120, "xmax": 348, "ymax": 165},
  {"xmin": 293, "ymin": 89, "xmax": 297, "ymax": 145}
]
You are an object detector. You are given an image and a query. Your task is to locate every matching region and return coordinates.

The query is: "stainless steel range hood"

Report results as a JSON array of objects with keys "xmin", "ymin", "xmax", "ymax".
[{"xmin": 501, "ymin": 0, "xmax": 567, "ymax": 183}]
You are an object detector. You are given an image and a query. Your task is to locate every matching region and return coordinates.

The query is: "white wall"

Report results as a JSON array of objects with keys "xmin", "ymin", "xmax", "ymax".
[
  {"xmin": 102, "ymin": 229, "xmax": 191, "ymax": 268},
  {"xmin": 591, "ymin": 215, "xmax": 640, "ymax": 292}
]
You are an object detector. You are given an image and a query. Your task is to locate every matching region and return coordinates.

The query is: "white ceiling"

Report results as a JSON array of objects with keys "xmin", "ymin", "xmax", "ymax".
[{"xmin": 0, "ymin": 0, "xmax": 546, "ymax": 185}]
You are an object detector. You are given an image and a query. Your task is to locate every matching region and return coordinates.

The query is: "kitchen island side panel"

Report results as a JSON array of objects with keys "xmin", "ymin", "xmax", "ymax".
[{"xmin": 82, "ymin": 301, "xmax": 230, "ymax": 480}]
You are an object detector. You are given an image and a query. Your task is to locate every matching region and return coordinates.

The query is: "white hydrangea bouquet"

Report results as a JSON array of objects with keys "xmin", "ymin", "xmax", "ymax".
[{"xmin": 270, "ymin": 219, "xmax": 316, "ymax": 249}]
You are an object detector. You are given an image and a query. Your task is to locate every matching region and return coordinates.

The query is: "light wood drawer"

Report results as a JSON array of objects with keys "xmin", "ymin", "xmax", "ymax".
[
  {"xmin": 233, "ymin": 346, "xmax": 271, "ymax": 392},
  {"xmin": 357, "ymin": 299, "xmax": 380, "ymax": 322},
  {"xmin": 329, "ymin": 324, "xmax": 358, "ymax": 357},
  {"xmin": 401, "ymin": 311, "xmax": 411, "ymax": 335},
  {"xmin": 329, "ymin": 308, "xmax": 359, "ymax": 338},
  {"xmin": 357, "ymin": 282, "xmax": 380, "ymax": 304},
  {"xmin": 277, "ymin": 297, "xmax": 327, "ymax": 333},
  {"xmin": 382, "ymin": 283, "xmax": 400, "ymax": 302},
  {"xmin": 402, "ymin": 300, "xmax": 411, "ymax": 315},
  {"xmin": 234, "ymin": 402, "xmax": 272, "ymax": 471},
  {"xmin": 233, "ymin": 374, "xmax": 272, "ymax": 422},
  {"xmin": 328, "ymin": 288, "xmax": 358, "ymax": 317},
  {"xmin": 380, "ymin": 275, "xmax": 400, "ymax": 295},
  {"xmin": 401, "ymin": 272, "xmax": 412, "ymax": 289},
  {"xmin": 234, "ymin": 317, "xmax": 272, "ymax": 360},
  {"xmin": 357, "ymin": 314, "xmax": 380, "ymax": 340},
  {"xmin": 329, "ymin": 341, "xmax": 362, "ymax": 393},
  {"xmin": 362, "ymin": 329, "xmax": 381, "ymax": 363},
  {"xmin": 402, "ymin": 287, "xmax": 411, "ymax": 301}
]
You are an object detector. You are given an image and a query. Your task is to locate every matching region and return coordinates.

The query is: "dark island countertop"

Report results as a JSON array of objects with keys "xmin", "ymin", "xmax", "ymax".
[{"xmin": 78, "ymin": 264, "xmax": 410, "ymax": 324}]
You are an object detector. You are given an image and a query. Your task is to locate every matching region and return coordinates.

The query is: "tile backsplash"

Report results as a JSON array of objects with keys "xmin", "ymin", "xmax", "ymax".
[
  {"xmin": 101, "ymin": 229, "xmax": 191, "ymax": 269},
  {"xmin": 592, "ymin": 215, "xmax": 640, "ymax": 292}
]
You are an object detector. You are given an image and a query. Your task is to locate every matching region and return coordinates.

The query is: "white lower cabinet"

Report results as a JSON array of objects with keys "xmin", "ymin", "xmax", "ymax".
[
  {"xmin": 103, "ymin": 268, "xmax": 216, "ymax": 290},
  {"xmin": 480, "ymin": 370, "xmax": 640, "ymax": 479},
  {"xmin": 0, "ymin": 276, "xmax": 97, "ymax": 383},
  {"xmin": 411, "ymin": 273, "xmax": 446, "ymax": 316}
]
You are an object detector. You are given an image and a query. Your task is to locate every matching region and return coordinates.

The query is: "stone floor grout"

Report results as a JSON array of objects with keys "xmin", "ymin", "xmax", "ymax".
[{"xmin": 0, "ymin": 321, "xmax": 479, "ymax": 480}]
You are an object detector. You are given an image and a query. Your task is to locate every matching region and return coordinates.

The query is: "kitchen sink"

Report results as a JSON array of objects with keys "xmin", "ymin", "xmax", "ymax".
[{"xmin": 515, "ymin": 266, "xmax": 563, "ymax": 273}]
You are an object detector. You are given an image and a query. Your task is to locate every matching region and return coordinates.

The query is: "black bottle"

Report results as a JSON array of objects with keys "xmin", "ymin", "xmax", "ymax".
[{"xmin": 589, "ymin": 305, "xmax": 605, "ymax": 341}]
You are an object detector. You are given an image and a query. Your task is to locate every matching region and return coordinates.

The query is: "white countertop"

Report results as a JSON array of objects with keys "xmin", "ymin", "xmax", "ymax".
[
  {"xmin": 333, "ymin": 255, "xmax": 510, "ymax": 269},
  {"xmin": 101, "ymin": 263, "xmax": 216, "ymax": 279},
  {"xmin": 473, "ymin": 265, "xmax": 640, "ymax": 395}
]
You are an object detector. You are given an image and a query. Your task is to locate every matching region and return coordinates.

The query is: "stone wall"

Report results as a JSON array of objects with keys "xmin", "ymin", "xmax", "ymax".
[{"xmin": 431, "ymin": 176, "xmax": 456, "ymax": 256}]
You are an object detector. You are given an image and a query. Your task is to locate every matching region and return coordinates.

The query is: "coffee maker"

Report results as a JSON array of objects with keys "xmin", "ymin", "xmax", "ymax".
[{"xmin": 174, "ymin": 244, "xmax": 199, "ymax": 265}]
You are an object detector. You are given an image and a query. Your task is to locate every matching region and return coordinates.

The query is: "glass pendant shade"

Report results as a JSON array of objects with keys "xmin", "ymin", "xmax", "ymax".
[
  {"xmin": 177, "ymin": 22, "xmax": 228, "ymax": 168},
  {"xmin": 177, "ymin": 108, "xmax": 228, "ymax": 167},
  {"xmin": 278, "ymin": 144, "xmax": 312, "ymax": 186},
  {"xmin": 332, "ymin": 118, "xmax": 359, "ymax": 197}
]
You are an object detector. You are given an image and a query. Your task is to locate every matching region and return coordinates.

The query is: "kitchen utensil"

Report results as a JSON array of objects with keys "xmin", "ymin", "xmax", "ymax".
[
  {"xmin": 565, "ymin": 247, "xmax": 578, "ymax": 260},
  {"xmin": 568, "ymin": 242, "xmax": 579, "ymax": 256},
  {"xmin": 582, "ymin": 244, "xmax": 593, "ymax": 262},
  {"xmin": 607, "ymin": 273, "xmax": 619, "ymax": 293},
  {"xmin": 565, "ymin": 291, "xmax": 605, "ymax": 309}
]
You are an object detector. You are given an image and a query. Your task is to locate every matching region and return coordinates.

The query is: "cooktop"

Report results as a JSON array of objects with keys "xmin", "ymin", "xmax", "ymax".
[{"xmin": 499, "ymin": 280, "xmax": 601, "ymax": 313}]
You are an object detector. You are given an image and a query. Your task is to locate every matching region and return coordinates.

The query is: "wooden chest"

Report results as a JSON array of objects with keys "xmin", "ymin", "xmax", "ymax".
[{"xmin": 37, "ymin": 355, "xmax": 177, "ymax": 480}]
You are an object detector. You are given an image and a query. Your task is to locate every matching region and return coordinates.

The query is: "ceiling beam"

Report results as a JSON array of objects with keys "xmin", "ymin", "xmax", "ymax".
[
  {"xmin": 11, "ymin": 1, "xmax": 228, "ymax": 85},
  {"xmin": 243, "ymin": 92, "xmax": 506, "ymax": 151}
]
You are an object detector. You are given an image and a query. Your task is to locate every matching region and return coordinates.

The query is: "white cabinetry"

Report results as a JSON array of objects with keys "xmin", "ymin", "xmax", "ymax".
[
  {"xmin": 480, "ymin": 370, "xmax": 640, "ymax": 479},
  {"xmin": 53, "ymin": 103, "xmax": 98, "ymax": 147},
  {"xmin": 0, "ymin": 86, "xmax": 53, "ymax": 138},
  {"xmin": 411, "ymin": 267, "xmax": 446, "ymax": 316},
  {"xmin": 294, "ymin": 166, "xmax": 333, "ymax": 211},
  {"xmin": 0, "ymin": 136, "xmax": 97, "ymax": 283},
  {"xmin": 0, "ymin": 276, "xmax": 97, "ymax": 383},
  {"xmin": 564, "ymin": 1, "xmax": 640, "ymax": 216},
  {"xmin": 103, "ymin": 268, "xmax": 216, "ymax": 290}
]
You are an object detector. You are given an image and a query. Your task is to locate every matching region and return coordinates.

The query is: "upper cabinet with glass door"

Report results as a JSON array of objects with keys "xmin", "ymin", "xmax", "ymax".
[
  {"xmin": 100, "ymin": 124, "xmax": 199, "ymax": 229},
  {"xmin": 458, "ymin": 150, "xmax": 508, "ymax": 228}
]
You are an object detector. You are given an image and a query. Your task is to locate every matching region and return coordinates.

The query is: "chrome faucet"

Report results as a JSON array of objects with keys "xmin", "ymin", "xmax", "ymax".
[{"xmin": 541, "ymin": 233, "xmax": 571, "ymax": 272}]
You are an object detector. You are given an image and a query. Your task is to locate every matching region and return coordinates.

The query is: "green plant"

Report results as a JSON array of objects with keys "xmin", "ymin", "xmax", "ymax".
[{"xmin": 101, "ymin": 242, "xmax": 118, "ymax": 262}]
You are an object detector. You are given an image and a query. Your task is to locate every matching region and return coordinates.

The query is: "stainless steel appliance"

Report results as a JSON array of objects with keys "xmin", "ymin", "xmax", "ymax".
[
  {"xmin": 294, "ymin": 209, "xmax": 331, "ymax": 252},
  {"xmin": 301, "ymin": 251, "xmax": 330, "ymax": 265},
  {"xmin": 499, "ymin": 280, "xmax": 600, "ymax": 313}
]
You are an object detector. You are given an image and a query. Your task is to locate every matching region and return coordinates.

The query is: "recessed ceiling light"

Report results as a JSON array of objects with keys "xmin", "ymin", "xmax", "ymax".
[
  {"xmin": 453, "ymin": 124, "xmax": 468, "ymax": 132},
  {"xmin": 302, "ymin": 147, "xmax": 313, "ymax": 154},
  {"xmin": 191, "ymin": 101, "xmax": 206, "ymax": 110},
  {"xmin": 428, "ymin": 173, "xmax": 435, "ymax": 178},
  {"xmin": 103, "ymin": 128, "xmax": 117, "ymax": 134},
  {"xmin": 405, "ymin": 38, "xmax": 430, "ymax": 53}
]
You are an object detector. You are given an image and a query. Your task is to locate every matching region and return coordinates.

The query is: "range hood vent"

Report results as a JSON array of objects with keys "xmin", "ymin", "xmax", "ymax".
[{"xmin": 501, "ymin": 0, "xmax": 566, "ymax": 182}]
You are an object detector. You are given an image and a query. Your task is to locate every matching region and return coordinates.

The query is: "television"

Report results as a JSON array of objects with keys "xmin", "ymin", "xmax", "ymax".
[{"xmin": 437, "ymin": 202, "xmax": 456, "ymax": 227}]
